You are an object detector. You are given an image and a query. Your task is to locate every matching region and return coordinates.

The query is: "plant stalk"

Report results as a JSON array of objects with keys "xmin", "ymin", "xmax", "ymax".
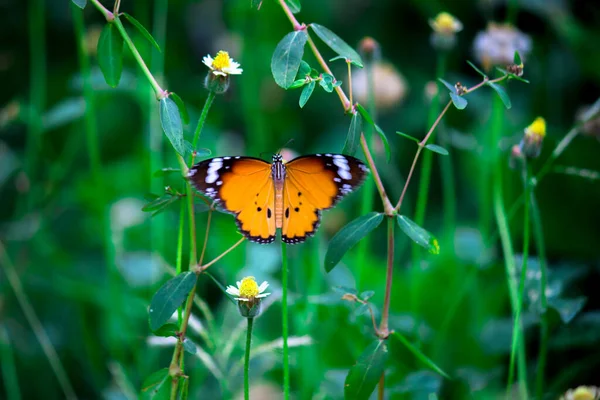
[{"xmin": 245, "ymin": 317, "xmax": 255, "ymax": 400}]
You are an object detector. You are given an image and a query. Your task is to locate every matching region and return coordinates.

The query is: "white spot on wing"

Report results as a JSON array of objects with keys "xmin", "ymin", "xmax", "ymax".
[
  {"xmin": 333, "ymin": 156, "xmax": 352, "ymax": 180},
  {"xmin": 216, "ymin": 181, "xmax": 223, "ymax": 186},
  {"xmin": 333, "ymin": 177, "xmax": 341, "ymax": 183},
  {"xmin": 205, "ymin": 159, "xmax": 223, "ymax": 184}
]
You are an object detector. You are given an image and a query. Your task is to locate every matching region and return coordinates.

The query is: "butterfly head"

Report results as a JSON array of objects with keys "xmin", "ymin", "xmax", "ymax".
[{"xmin": 272, "ymin": 153, "xmax": 284, "ymax": 163}]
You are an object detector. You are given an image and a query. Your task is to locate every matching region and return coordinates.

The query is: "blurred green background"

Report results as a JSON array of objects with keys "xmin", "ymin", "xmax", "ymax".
[{"xmin": 1, "ymin": 0, "xmax": 600, "ymax": 399}]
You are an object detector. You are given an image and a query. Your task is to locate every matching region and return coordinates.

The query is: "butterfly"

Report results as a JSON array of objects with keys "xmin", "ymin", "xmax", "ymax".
[{"xmin": 187, "ymin": 153, "xmax": 369, "ymax": 244}]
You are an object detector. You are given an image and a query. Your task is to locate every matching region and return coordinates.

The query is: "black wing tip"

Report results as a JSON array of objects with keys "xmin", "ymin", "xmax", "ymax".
[{"xmin": 235, "ymin": 218, "xmax": 276, "ymax": 244}]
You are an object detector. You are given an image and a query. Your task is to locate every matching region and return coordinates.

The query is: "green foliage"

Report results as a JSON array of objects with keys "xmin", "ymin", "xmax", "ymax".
[
  {"xmin": 310, "ymin": 24, "xmax": 363, "ymax": 68},
  {"xmin": 299, "ymin": 80, "xmax": 315, "ymax": 108},
  {"xmin": 122, "ymin": 13, "xmax": 162, "ymax": 52},
  {"xmin": 284, "ymin": 0, "xmax": 301, "ymax": 13},
  {"xmin": 342, "ymin": 111, "xmax": 363, "ymax": 156},
  {"xmin": 487, "ymin": 82, "xmax": 512, "ymax": 109},
  {"xmin": 140, "ymin": 369, "xmax": 171, "ymax": 400},
  {"xmin": 355, "ymin": 104, "xmax": 391, "ymax": 161},
  {"xmin": 149, "ymin": 272, "xmax": 197, "ymax": 331},
  {"xmin": 425, "ymin": 144, "xmax": 449, "ymax": 156},
  {"xmin": 325, "ymin": 212, "xmax": 384, "ymax": 272},
  {"xmin": 8, "ymin": 1, "xmax": 600, "ymax": 399},
  {"xmin": 71, "ymin": 0, "xmax": 86, "ymax": 9},
  {"xmin": 159, "ymin": 97, "xmax": 185, "ymax": 155},
  {"xmin": 271, "ymin": 31, "xmax": 308, "ymax": 89},
  {"xmin": 344, "ymin": 340, "xmax": 388, "ymax": 400},
  {"xmin": 97, "ymin": 23, "xmax": 124, "ymax": 87},
  {"xmin": 396, "ymin": 215, "xmax": 439, "ymax": 254}
]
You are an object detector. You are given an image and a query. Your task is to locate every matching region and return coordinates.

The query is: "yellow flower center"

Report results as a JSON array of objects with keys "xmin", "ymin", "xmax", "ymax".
[
  {"xmin": 238, "ymin": 276, "xmax": 260, "ymax": 299},
  {"xmin": 526, "ymin": 117, "xmax": 546, "ymax": 138},
  {"xmin": 432, "ymin": 12, "xmax": 460, "ymax": 34},
  {"xmin": 212, "ymin": 51, "xmax": 231, "ymax": 70}
]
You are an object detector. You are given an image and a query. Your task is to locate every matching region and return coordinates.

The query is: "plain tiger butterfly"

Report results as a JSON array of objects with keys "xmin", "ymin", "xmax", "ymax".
[{"xmin": 187, "ymin": 153, "xmax": 369, "ymax": 244}]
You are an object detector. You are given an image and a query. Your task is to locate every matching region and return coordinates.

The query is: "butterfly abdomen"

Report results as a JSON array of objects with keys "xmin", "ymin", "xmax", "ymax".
[{"xmin": 271, "ymin": 155, "xmax": 286, "ymax": 229}]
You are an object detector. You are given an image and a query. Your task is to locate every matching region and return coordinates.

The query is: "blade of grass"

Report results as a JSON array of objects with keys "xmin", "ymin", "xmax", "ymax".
[
  {"xmin": 281, "ymin": 240, "xmax": 290, "ymax": 400},
  {"xmin": 0, "ymin": 242, "xmax": 77, "ymax": 400}
]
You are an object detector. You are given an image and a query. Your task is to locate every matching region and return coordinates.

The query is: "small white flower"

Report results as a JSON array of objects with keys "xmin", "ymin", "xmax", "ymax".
[
  {"xmin": 202, "ymin": 50, "xmax": 243, "ymax": 76},
  {"xmin": 225, "ymin": 276, "xmax": 270, "ymax": 302}
]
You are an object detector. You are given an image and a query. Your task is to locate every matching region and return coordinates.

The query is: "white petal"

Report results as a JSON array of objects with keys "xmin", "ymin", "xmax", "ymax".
[
  {"xmin": 236, "ymin": 280, "xmax": 242, "ymax": 287},
  {"xmin": 236, "ymin": 297, "xmax": 250, "ymax": 302},
  {"xmin": 225, "ymin": 286, "xmax": 240, "ymax": 296},
  {"xmin": 256, "ymin": 292, "xmax": 271, "ymax": 298},
  {"xmin": 202, "ymin": 55, "xmax": 213, "ymax": 67},
  {"xmin": 212, "ymin": 70, "xmax": 227, "ymax": 76},
  {"xmin": 229, "ymin": 61, "xmax": 241, "ymax": 69},
  {"xmin": 258, "ymin": 281, "xmax": 269, "ymax": 292}
]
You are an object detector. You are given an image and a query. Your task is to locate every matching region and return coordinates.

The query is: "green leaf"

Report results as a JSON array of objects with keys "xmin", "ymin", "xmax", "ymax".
[
  {"xmin": 140, "ymin": 368, "xmax": 171, "ymax": 399},
  {"xmin": 487, "ymin": 82, "xmax": 512, "ymax": 109},
  {"xmin": 271, "ymin": 31, "xmax": 309, "ymax": 89},
  {"xmin": 310, "ymin": 24, "xmax": 363, "ymax": 68},
  {"xmin": 159, "ymin": 97, "xmax": 185, "ymax": 156},
  {"xmin": 466, "ymin": 60, "xmax": 487, "ymax": 78},
  {"xmin": 319, "ymin": 73, "xmax": 335, "ymax": 92},
  {"xmin": 182, "ymin": 339, "xmax": 197, "ymax": 355},
  {"xmin": 71, "ymin": 0, "xmax": 86, "ymax": 9},
  {"xmin": 360, "ymin": 290, "xmax": 375, "ymax": 301},
  {"xmin": 289, "ymin": 79, "xmax": 306, "ymax": 89},
  {"xmin": 149, "ymin": 272, "xmax": 197, "ymax": 331},
  {"xmin": 299, "ymin": 80, "xmax": 315, "ymax": 108},
  {"xmin": 284, "ymin": 0, "xmax": 301, "ymax": 13},
  {"xmin": 325, "ymin": 212, "xmax": 384, "ymax": 272},
  {"xmin": 97, "ymin": 23, "xmax": 124, "ymax": 88},
  {"xmin": 438, "ymin": 78, "xmax": 455, "ymax": 93},
  {"xmin": 153, "ymin": 323, "xmax": 179, "ymax": 337},
  {"xmin": 391, "ymin": 332, "xmax": 450, "ymax": 379},
  {"xmin": 449, "ymin": 92, "xmax": 467, "ymax": 110},
  {"xmin": 396, "ymin": 131, "xmax": 420, "ymax": 144},
  {"xmin": 142, "ymin": 194, "xmax": 180, "ymax": 216},
  {"xmin": 355, "ymin": 104, "xmax": 391, "ymax": 161},
  {"xmin": 332, "ymin": 286, "xmax": 358, "ymax": 296},
  {"xmin": 121, "ymin": 12, "xmax": 161, "ymax": 52},
  {"xmin": 548, "ymin": 297, "xmax": 587, "ymax": 324},
  {"xmin": 344, "ymin": 340, "xmax": 388, "ymax": 400},
  {"xmin": 342, "ymin": 111, "xmax": 363, "ymax": 156},
  {"xmin": 330, "ymin": 55, "xmax": 362, "ymax": 68},
  {"xmin": 153, "ymin": 168, "xmax": 181, "ymax": 177},
  {"xmin": 374, "ymin": 124, "xmax": 391, "ymax": 162},
  {"xmin": 397, "ymin": 215, "xmax": 439, "ymax": 254},
  {"xmin": 169, "ymin": 92, "xmax": 189, "ymax": 125},
  {"xmin": 355, "ymin": 104, "xmax": 373, "ymax": 124},
  {"xmin": 178, "ymin": 376, "xmax": 189, "ymax": 400},
  {"xmin": 425, "ymin": 144, "xmax": 449, "ymax": 156},
  {"xmin": 297, "ymin": 60, "xmax": 311, "ymax": 77},
  {"xmin": 514, "ymin": 51, "xmax": 522, "ymax": 65}
]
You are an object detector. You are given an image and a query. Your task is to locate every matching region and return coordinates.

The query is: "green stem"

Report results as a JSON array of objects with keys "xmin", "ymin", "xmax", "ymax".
[
  {"xmin": 245, "ymin": 317, "xmax": 255, "ymax": 400},
  {"xmin": 489, "ymin": 95, "xmax": 527, "ymax": 399},
  {"xmin": 356, "ymin": 54, "xmax": 377, "ymax": 287},
  {"xmin": 72, "ymin": 5, "xmax": 102, "ymax": 187},
  {"xmin": 379, "ymin": 217, "xmax": 395, "ymax": 336},
  {"xmin": 413, "ymin": 53, "xmax": 446, "ymax": 230},
  {"xmin": 531, "ymin": 192, "xmax": 548, "ymax": 400},
  {"xmin": 23, "ymin": 0, "xmax": 46, "ymax": 214},
  {"xmin": 281, "ymin": 240, "xmax": 290, "ymax": 400},
  {"xmin": 176, "ymin": 200, "xmax": 185, "ymax": 325},
  {"xmin": 508, "ymin": 162, "xmax": 531, "ymax": 391},
  {"xmin": 110, "ymin": 15, "xmax": 165, "ymax": 98},
  {"xmin": 192, "ymin": 91, "xmax": 216, "ymax": 160}
]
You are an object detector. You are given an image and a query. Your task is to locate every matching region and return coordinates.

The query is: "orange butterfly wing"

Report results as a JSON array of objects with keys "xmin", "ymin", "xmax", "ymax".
[
  {"xmin": 282, "ymin": 154, "xmax": 369, "ymax": 244},
  {"xmin": 187, "ymin": 157, "xmax": 277, "ymax": 243}
]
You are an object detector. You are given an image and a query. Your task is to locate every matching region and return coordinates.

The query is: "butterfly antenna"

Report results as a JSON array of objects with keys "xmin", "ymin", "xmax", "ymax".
[{"xmin": 276, "ymin": 138, "xmax": 295, "ymax": 155}]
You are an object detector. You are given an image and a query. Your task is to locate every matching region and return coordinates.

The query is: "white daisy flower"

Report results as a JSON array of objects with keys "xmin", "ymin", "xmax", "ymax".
[
  {"xmin": 202, "ymin": 50, "xmax": 243, "ymax": 76},
  {"xmin": 225, "ymin": 276, "xmax": 270, "ymax": 302}
]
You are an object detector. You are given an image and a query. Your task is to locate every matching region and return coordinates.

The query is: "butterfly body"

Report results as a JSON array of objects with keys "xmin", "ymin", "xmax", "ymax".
[{"xmin": 187, "ymin": 153, "xmax": 368, "ymax": 244}]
